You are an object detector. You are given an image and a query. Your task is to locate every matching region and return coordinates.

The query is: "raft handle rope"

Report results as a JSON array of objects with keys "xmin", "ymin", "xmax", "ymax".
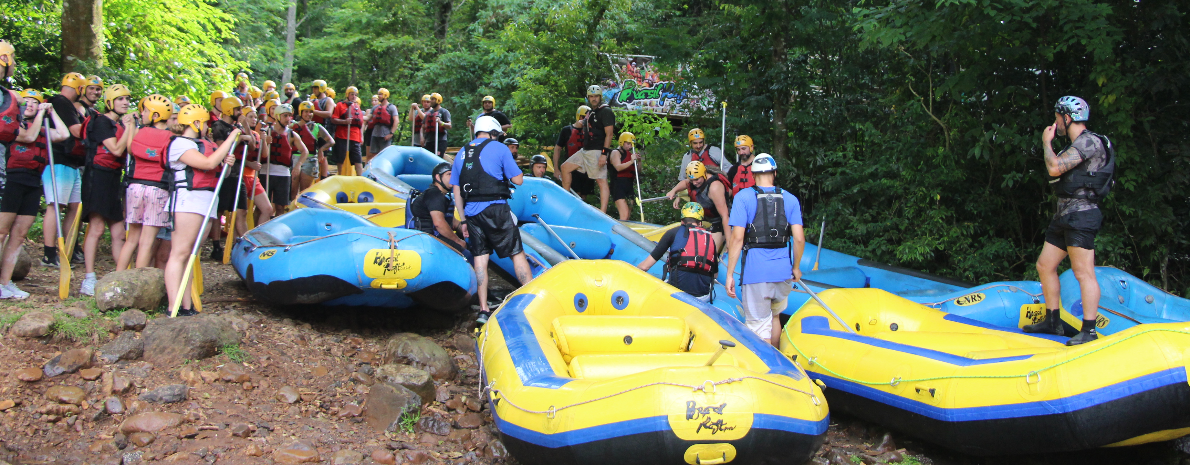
[
  {"xmin": 782, "ymin": 316, "xmax": 1190, "ymax": 387},
  {"xmin": 252, "ymin": 230, "xmax": 422, "ymax": 253}
]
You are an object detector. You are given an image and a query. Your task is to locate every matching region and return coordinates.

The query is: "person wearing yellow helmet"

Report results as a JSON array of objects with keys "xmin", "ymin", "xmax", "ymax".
[
  {"xmin": 163, "ymin": 104, "xmax": 240, "ymax": 316},
  {"xmin": 366, "ymin": 88, "xmax": 399, "ymax": 159},
  {"xmin": 116, "ymin": 94, "xmax": 176, "ymax": 271},
  {"xmin": 0, "ymin": 39, "xmax": 25, "ymax": 197},
  {"xmin": 174, "ymin": 95, "xmax": 192, "ymax": 107},
  {"xmin": 665, "ymin": 160, "xmax": 731, "ymax": 250},
  {"xmin": 466, "ymin": 95, "xmax": 511, "ymax": 141},
  {"xmin": 308, "ymin": 80, "xmax": 335, "ymax": 136},
  {"xmin": 262, "ymin": 103, "xmax": 308, "ymax": 210},
  {"xmin": 551, "ymin": 105, "xmax": 595, "ymax": 198},
  {"xmin": 247, "ymin": 86, "xmax": 262, "ymax": 103},
  {"xmin": 726, "ymin": 135, "xmax": 757, "ymax": 196},
  {"xmin": 293, "ymin": 100, "xmax": 334, "ymax": 190},
  {"xmin": 329, "ymin": 86, "xmax": 365, "ymax": 174},
  {"xmin": 724, "ymin": 154, "xmax": 803, "ymax": 345},
  {"xmin": 0, "ymin": 89, "xmax": 71, "ymax": 299},
  {"xmin": 78, "ymin": 84, "xmax": 138, "ymax": 295},
  {"xmin": 262, "ymin": 80, "xmax": 276, "ymax": 94},
  {"xmin": 281, "ymin": 83, "xmax": 299, "ymax": 106},
  {"xmin": 678, "ymin": 127, "xmax": 731, "ymax": 182},
  {"xmin": 233, "ymin": 73, "xmax": 251, "ymax": 101},
  {"xmin": 637, "ymin": 201, "xmax": 719, "ymax": 302},
  {"xmin": 0, "ymin": 38, "xmax": 15, "ymax": 83},
  {"xmin": 420, "ymin": 92, "xmax": 451, "ymax": 158},
  {"xmin": 39, "ymin": 73, "xmax": 96, "ymax": 267},
  {"xmin": 362, "ymin": 94, "xmax": 380, "ymax": 160},
  {"xmin": 410, "ymin": 94, "xmax": 433, "ymax": 147},
  {"xmin": 609, "ymin": 132, "xmax": 643, "ymax": 221},
  {"xmin": 561, "ymin": 85, "xmax": 614, "ymax": 212}
]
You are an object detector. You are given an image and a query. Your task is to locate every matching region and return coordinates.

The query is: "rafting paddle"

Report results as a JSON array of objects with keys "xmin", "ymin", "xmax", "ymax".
[
  {"xmin": 223, "ymin": 144, "xmax": 249, "ymax": 264},
  {"xmin": 168, "ymin": 146, "xmax": 235, "ymax": 318},
  {"xmin": 633, "ymin": 155, "xmax": 645, "ymax": 222},
  {"xmin": 45, "ymin": 119, "xmax": 71, "ymax": 300},
  {"xmin": 813, "ymin": 217, "xmax": 825, "ymax": 271}
]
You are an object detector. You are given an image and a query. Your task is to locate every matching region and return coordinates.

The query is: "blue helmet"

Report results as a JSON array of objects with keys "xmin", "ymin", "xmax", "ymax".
[
  {"xmin": 1055, "ymin": 96, "xmax": 1090, "ymax": 122},
  {"xmin": 752, "ymin": 154, "xmax": 777, "ymax": 173}
]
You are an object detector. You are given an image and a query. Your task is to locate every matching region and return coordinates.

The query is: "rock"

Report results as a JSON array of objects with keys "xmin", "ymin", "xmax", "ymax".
[
  {"xmin": 105, "ymin": 396, "xmax": 125, "ymax": 414},
  {"xmin": 485, "ymin": 439, "xmax": 509, "ymax": 459},
  {"xmin": 330, "ymin": 449, "xmax": 363, "ymax": 465},
  {"xmin": 445, "ymin": 398, "xmax": 463, "ymax": 411},
  {"xmin": 866, "ymin": 432, "xmax": 896, "ymax": 455},
  {"xmin": 244, "ymin": 443, "xmax": 265, "ymax": 456},
  {"xmin": 142, "ymin": 314, "xmax": 241, "ymax": 365},
  {"xmin": 455, "ymin": 412, "xmax": 483, "ymax": 429},
  {"xmin": 120, "ymin": 412, "xmax": 184, "ymax": 434},
  {"xmin": 44, "ymin": 348, "xmax": 93, "ymax": 377},
  {"xmin": 122, "ymin": 450, "xmax": 144, "ymax": 464},
  {"xmin": 102, "ymin": 319, "xmax": 123, "ymax": 335},
  {"xmin": 127, "ymin": 432, "xmax": 155, "ymax": 447},
  {"xmin": 120, "ymin": 310, "xmax": 148, "ymax": 331},
  {"xmin": 365, "ymin": 382, "xmax": 422, "ymax": 433},
  {"xmin": 229, "ymin": 422, "xmax": 253, "ymax": 437},
  {"xmin": 62, "ymin": 306, "xmax": 91, "ymax": 319},
  {"xmin": 0, "ymin": 399, "xmax": 15, "ymax": 411},
  {"xmin": 349, "ymin": 372, "xmax": 373, "ymax": 385},
  {"xmin": 1176, "ymin": 436, "xmax": 1190, "ymax": 455},
  {"xmin": 98, "ymin": 332, "xmax": 144, "ymax": 364},
  {"xmin": 274, "ymin": 441, "xmax": 320, "ymax": 463},
  {"xmin": 405, "ymin": 450, "xmax": 432, "ymax": 464},
  {"xmin": 464, "ymin": 397, "xmax": 481, "ymax": 412},
  {"xmin": 111, "ymin": 375, "xmax": 132, "ymax": 394},
  {"xmin": 876, "ymin": 451, "xmax": 905, "ymax": 463},
  {"xmin": 447, "ymin": 333, "xmax": 476, "ymax": 353},
  {"xmin": 16, "ymin": 367, "xmax": 43, "ymax": 382},
  {"xmin": 138, "ymin": 384, "xmax": 187, "ymax": 403},
  {"xmin": 382, "ymin": 333, "xmax": 457, "ymax": 380},
  {"xmin": 45, "ymin": 385, "xmax": 87, "ymax": 405},
  {"xmin": 9, "ymin": 311, "xmax": 53, "ymax": 337},
  {"xmin": 79, "ymin": 367, "xmax": 103, "ymax": 380},
  {"xmin": 218, "ymin": 363, "xmax": 250, "ymax": 383},
  {"xmin": 11, "ymin": 244, "xmax": 30, "ymax": 281},
  {"xmin": 374, "ymin": 364, "xmax": 435, "ymax": 405},
  {"xmin": 95, "ymin": 268, "xmax": 167, "ymax": 312},
  {"xmin": 418, "ymin": 414, "xmax": 451, "ymax": 436},
  {"xmin": 370, "ymin": 449, "xmax": 396, "ymax": 465},
  {"xmin": 277, "ymin": 386, "xmax": 300, "ymax": 404}
]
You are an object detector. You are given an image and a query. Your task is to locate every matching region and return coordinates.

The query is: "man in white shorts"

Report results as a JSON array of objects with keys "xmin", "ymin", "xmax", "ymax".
[{"xmin": 560, "ymin": 85, "xmax": 614, "ymax": 212}]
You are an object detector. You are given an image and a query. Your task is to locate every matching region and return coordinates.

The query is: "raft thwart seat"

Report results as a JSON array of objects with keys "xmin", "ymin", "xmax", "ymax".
[
  {"xmin": 551, "ymin": 315, "xmax": 691, "ymax": 361},
  {"xmin": 568, "ymin": 352, "xmax": 738, "ymax": 379}
]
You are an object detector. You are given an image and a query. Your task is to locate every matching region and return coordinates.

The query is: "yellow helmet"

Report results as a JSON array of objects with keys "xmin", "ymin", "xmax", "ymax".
[
  {"xmin": 326, "ymin": 88, "xmax": 336, "ymax": 99},
  {"xmin": 103, "ymin": 84, "xmax": 132, "ymax": 110},
  {"xmin": 62, "ymin": 72, "xmax": 89, "ymax": 94},
  {"xmin": 86, "ymin": 75, "xmax": 104, "ymax": 89},
  {"xmin": 177, "ymin": 104, "xmax": 209, "ymax": 133},
  {"xmin": 377, "ymin": 88, "xmax": 390, "ymax": 100},
  {"xmin": 482, "ymin": 95, "xmax": 495, "ymax": 105},
  {"xmin": 420, "ymin": 94, "xmax": 431, "ymax": 103},
  {"xmin": 18, "ymin": 88, "xmax": 45, "ymax": 104},
  {"xmin": 262, "ymin": 90, "xmax": 279, "ymax": 102},
  {"xmin": 576, "ymin": 105, "xmax": 591, "ymax": 121},
  {"xmin": 235, "ymin": 72, "xmax": 249, "ymax": 83},
  {"xmin": 680, "ymin": 202, "xmax": 704, "ymax": 221},
  {"xmin": 248, "ymin": 86, "xmax": 262, "ymax": 99},
  {"xmin": 618, "ymin": 132, "xmax": 635, "ymax": 145},
  {"xmin": 686, "ymin": 160, "xmax": 707, "ymax": 180},
  {"xmin": 263, "ymin": 99, "xmax": 280, "ymax": 118},
  {"xmin": 297, "ymin": 101, "xmax": 315, "ymax": 114},
  {"xmin": 283, "ymin": 82, "xmax": 296, "ymax": 93},
  {"xmin": 687, "ymin": 128, "xmax": 705, "ymax": 144},
  {"xmin": 430, "ymin": 92, "xmax": 443, "ymax": 104},
  {"xmin": 734, "ymin": 135, "xmax": 753, "ymax": 149},
  {"xmin": 219, "ymin": 96, "xmax": 244, "ymax": 117},
  {"xmin": 345, "ymin": 86, "xmax": 359, "ymax": 96},
  {"xmin": 311, "ymin": 79, "xmax": 327, "ymax": 93},
  {"xmin": 139, "ymin": 94, "xmax": 174, "ymax": 123},
  {"xmin": 0, "ymin": 39, "xmax": 14, "ymax": 73},
  {"xmin": 262, "ymin": 80, "xmax": 276, "ymax": 91},
  {"xmin": 209, "ymin": 90, "xmax": 229, "ymax": 108},
  {"xmin": 174, "ymin": 95, "xmax": 191, "ymax": 106}
]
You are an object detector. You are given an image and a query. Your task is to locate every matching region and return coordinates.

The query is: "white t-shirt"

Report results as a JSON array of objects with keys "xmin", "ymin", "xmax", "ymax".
[
  {"xmin": 168, "ymin": 136, "xmax": 199, "ymax": 181},
  {"xmin": 165, "ymin": 136, "xmax": 218, "ymax": 218}
]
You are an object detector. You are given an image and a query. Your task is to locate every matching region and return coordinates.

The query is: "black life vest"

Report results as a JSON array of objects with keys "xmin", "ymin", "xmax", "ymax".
[
  {"xmin": 458, "ymin": 139, "xmax": 510, "ymax": 202},
  {"xmin": 1051, "ymin": 131, "xmax": 1116, "ymax": 202},
  {"xmin": 744, "ymin": 187, "xmax": 791, "ymax": 249},
  {"xmin": 165, "ymin": 136, "xmax": 222, "ymax": 191},
  {"xmin": 269, "ymin": 126, "xmax": 294, "ymax": 166},
  {"xmin": 687, "ymin": 174, "xmax": 730, "ymax": 223},
  {"xmin": 0, "ymin": 88, "xmax": 21, "ymax": 145},
  {"xmin": 668, "ymin": 225, "xmax": 717, "ymax": 276},
  {"xmin": 405, "ymin": 187, "xmax": 455, "ymax": 235},
  {"xmin": 7, "ymin": 122, "xmax": 49, "ymax": 174},
  {"xmin": 730, "ymin": 163, "xmax": 755, "ymax": 196},
  {"xmin": 89, "ymin": 116, "xmax": 126, "ymax": 171},
  {"xmin": 580, "ymin": 104, "xmax": 609, "ymax": 148},
  {"xmin": 565, "ymin": 125, "xmax": 582, "ymax": 157},
  {"xmin": 68, "ymin": 106, "xmax": 97, "ymax": 165},
  {"xmin": 127, "ymin": 126, "xmax": 174, "ymax": 189},
  {"xmin": 613, "ymin": 147, "xmax": 637, "ymax": 179},
  {"xmin": 690, "ymin": 147, "xmax": 722, "ymax": 171}
]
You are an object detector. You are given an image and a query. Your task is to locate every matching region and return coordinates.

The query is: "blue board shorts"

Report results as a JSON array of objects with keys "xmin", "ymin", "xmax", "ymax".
[{"xmin": 42, "ymin": 165, "xmax": 82, "ymax": 205}]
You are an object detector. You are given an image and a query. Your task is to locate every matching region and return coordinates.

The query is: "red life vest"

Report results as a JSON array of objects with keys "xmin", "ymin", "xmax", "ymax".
[
  {"xmin": 312, "ymin": 97, "xmax": 332, "ymax": 124},
  {"xmin": 730, "ymin": 163, "xmax": 755, "ymax": 196},
  {"xmin": 165, "ymin": 136, "xmax": 221, "ymax": 191},
  {"xmin": 0, "ymin": 88, "xmax": 21, "ymax": 145},
  {"xmin": 687, "ymin": 175, "xmax": 730, "ymax": 223},
  {"xmin": 614, "ymin": 147, "xmax": 637, "ymax": 179},
  {"xmin": 90, "ymin": 116, "xmax": 126, "ymax": 171},
  {"xmin": 127, "ymin": 127, "xmax": 174, "ymax": 189},
  {"xmin": 68, "ymin": 106, "xmax": 97, "ymax": 165},
  {"xmin": 690, "ymin": 147, "xmax": 722, "ymax": 171},
  {"xmin": 6, "ymin": 122, "xmax": 49, "ymax": 174},
  {"xmin": 241, "ymin": 131, "xmax": 261, "ymax": 162},
  {"xmin": 292, "ymin": 122, "xmax": 316, "ymax": 155},
  {"xmin": 422, "ymin": 108, "xmax": 441, "ymax": 138},
  {"xmin": 565, "ymin": 125, "xmax": 582, "ymax": 157},
  {"xmin": 413, "ymin": 112, "xmax": 424, "ymax": 133},
  {"xmin": 371, "ymin": 104, "xmax": 393, "ymax": 129},
  {"xmin": 269, "ymin": 127, "xmax": 294, "ymax": 166},
  {"xmin": 668, "ymin": 225, "xmax": 717, "ymax": 275}
]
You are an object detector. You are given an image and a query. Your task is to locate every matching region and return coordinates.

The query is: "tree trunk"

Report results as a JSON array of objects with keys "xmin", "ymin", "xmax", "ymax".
[
  {"xmin": 282, "ymin": 0, "xmax": 297, "ymax": 84},
  {"xmin": 60, "ymin": 0, "xmax": 104, "ymax": 71},
  {"xmin": 771, "ymin": 34, "xmax": 788, "ymax": 162}
]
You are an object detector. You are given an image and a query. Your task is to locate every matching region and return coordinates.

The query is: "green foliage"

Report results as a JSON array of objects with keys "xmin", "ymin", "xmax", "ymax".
[
  {"xmin": 50, "ymin": 311, "xmax": 103, "ymax": 342},
  {"xmin": 219, "ymin": 343, "xmax": 250, "ymax": 362},
  {"xmin": 398, "ymin": 408, "xmax": 419, "ymax": 434}
]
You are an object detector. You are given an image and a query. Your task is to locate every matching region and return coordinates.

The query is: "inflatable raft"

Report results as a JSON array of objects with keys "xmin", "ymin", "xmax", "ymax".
[
  {"xmin": 781, "ymin": 288, "xmax": 1190, "ymax": 455},
  {"xmin": 480, "ymin": 260, "xmax": 827, "ymax": 465},
  {"xmin": 230, "ymin": 208, "xmax": 476, "ymax": 311},
  {"xmin": 294, "ymin": 176, "xmax": 408, "ymax": 227}
]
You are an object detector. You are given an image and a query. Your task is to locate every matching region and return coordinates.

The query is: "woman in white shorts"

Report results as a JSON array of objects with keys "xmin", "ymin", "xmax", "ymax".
[{"xmin": 163, "ymin": 104, "xmax": 238, "ymax": 316}]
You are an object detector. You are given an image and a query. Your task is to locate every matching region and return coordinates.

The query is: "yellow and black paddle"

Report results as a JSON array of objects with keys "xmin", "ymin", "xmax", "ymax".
[
  {"xmin": 44, "ymin": 119, "xmax": 71, "ymax": 299},
  {"xmin": 168, "ymin": 146, "xmax": 235, "ymax": 318},
  {"xmin": 223, "ymin": 145, "xmax": 249, "ymax": 264}
]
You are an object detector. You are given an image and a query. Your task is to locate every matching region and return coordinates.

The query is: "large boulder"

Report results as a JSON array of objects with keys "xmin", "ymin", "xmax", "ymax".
[
  {"xmin": 382, "ymin": 333, "xmax": 457, "ymax": 380},
  {"xmin": 374, "ymin": 364, "xmax": 435, "ymax": 405},
  {"xmin": 11, "ymin": 246, "xmax": 30, "ymax": 281},
  {"xmin": 9, "ymin": 311, "xmax": 53, "ymax": 337},
  {"xmin": 95, "ymin": 268, "xmax": 167, "ymax": 312},
  {"xmin": 365, "ymin": 383, "xmax": 422, "ymax": 433},
  {"xmin": 98, "ymin": 331, "xmax": 144, "ymax": 364},
  {"xmin": 142, "ymin": 314, "xmax": 241, "ymax": 365}
]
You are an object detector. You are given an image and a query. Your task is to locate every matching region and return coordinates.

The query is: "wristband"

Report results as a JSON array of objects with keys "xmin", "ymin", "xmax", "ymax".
[{"xmin": 602, "ymin": 147, "xmax": 611, "ymax": 156}]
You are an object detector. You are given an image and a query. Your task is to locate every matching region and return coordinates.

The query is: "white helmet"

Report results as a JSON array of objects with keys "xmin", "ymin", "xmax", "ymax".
[
  {"xmin": 473, "ymin": 115, "xmax": 503, "ymax": 136},
  {"xmin": 586, "ymin": 85, "xmax": 602, "ymax": 97},
  {"xmin": 752, "ymin": 154, "xmax": 777, "ymax": 173}
]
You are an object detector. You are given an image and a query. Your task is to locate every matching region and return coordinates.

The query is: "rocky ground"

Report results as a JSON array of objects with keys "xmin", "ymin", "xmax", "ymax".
[{"xmin": 0, "ymin": 238, "xmax": 1189, "ymax": 465}]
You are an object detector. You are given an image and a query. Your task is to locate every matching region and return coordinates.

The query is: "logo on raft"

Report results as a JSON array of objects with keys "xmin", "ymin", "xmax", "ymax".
[
  {"xmin": 954, "ymin": 292, "xmax": 985, "ymax": 307},
  {"xmin": 259, "ymin": 249, "xmax": 276, "ymax": 260},
  {"xmin": 686, "ymin": 401, "xmax": 735, "ymax": 435}
]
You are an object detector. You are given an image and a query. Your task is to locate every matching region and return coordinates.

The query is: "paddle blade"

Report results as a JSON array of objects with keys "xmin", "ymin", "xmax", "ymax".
[
  {"xmin": 246, "ymin": 200, "xmax": 256, "ymax": 229},
  {"xmin": 223, "ymin": 212, "xmax": 237, "ymax": 264},
  {"xmin": 191, "ymin": 283, "xmax": 203, "ymax": 313},
  {"xmin": 193, "ymin": 259, "xmax": 204, "ymax": 295},
  {"xmin": 57, "ymin": 237, "xmax": 70, "ymax": 300},
  {"xmin": 65, "ymin": 203, "xmax": 83, "ymax": 254}
]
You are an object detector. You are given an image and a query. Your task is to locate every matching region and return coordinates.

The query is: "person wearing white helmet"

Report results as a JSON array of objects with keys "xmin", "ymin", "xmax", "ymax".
[
  {"xmin": 724, "ymin": 154, "xmax": 805, "ymax": 345},
  {"xmin": 451, "ymin": 115, "xmax": 532, "ymax": 324},
  {"xmin": 1025, "ymin": 96, "xmax": 1115, "ymax": 346},
  {"xmin": 560, "ymin": 85, "xmax": 614, "ymax": 212}
]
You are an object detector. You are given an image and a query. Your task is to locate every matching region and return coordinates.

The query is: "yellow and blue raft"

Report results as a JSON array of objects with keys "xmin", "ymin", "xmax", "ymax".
[
  {"xmin": 781, "ymin": 288, "xmax": 1190, "ymax": 455},
  {"xmin": 293, "ymin": 175, "xmax": 408, "ymax": 226},
  {"xmin": 479, "ymin": 260, "xmax": 827, "ymax": 465}
]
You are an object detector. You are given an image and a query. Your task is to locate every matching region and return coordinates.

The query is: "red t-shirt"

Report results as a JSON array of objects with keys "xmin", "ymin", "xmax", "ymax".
[{"xmin": 332, "ymin": 101, "xmax": 364, "ymax": 143}]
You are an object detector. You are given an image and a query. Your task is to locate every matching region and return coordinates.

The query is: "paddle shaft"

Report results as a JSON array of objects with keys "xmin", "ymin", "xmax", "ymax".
[
  {"xmin": 223, "ymin": 145, "xmax": 250, "ymax": 264},
  {"xmin": 532, "ymin": 214, "xmax": 580, "ymax": 260},
  {"xmin": 641, "ymin": 196, "xmax": 669, "ymax": 204},
  {"xmin": 633, "ymin": 159, "xmax": 645, "ymax": 222},
  {"xmin": 813, "ymin": 217, "xmax": 825, "ymax": 271},
  {"xmin": 720, "ymin": 101, "xmax": 728, "ymax": 166},
  {"xmin": 797, "ymin": 278, "xmax": 857, "ymax": 334},
  {"xmin": 169, "ymin": 146, "xmax": 236, "ymax": 317},
  {"xmin": 45, "ymin": 119, "xmax": 71, "ymax": 299},
  {"xmin": 43, "ymin": 120, "xmax": 66, "ymax": 242}
]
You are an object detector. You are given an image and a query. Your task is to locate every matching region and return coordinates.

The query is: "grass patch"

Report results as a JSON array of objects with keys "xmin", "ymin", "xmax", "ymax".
[
  {"xmin": 219, "ymin": 343, "xmax": 250, "ymax": 363},
  {"xmin": 0, "ymin": 310, "xmax": 27, "ymax": 333},
  {"xmin": 398, "ymin": 408, "xmax": 420, "ymax": 434},
  {"xmin": 891, "ymin": 458, "xmax": 923, "ymax": 465},
  {"xmin": 50, "ymin": 311, "xmax": 103, "ymax": 342},
  {"xmin": 65, "ymin": 296, "xmax": 98, "ymax": 312}
]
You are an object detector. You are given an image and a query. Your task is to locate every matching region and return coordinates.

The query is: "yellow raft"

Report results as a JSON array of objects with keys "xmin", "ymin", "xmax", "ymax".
[
  {"xmin": 781, "ymin": 288, "xmax": 1190, "ymax": 455},
  {"xmin": 293, "ymin": 176, "xmax": 407, "ymax": 226},
  {"xmin": 479, "ymin": 260, "xmax": 827, "ymax": 465}
]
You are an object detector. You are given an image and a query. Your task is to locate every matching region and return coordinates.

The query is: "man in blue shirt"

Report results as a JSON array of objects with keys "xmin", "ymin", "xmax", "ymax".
[
  {"xmin": 724, "ymin": 154, "xmax": 805, "ymax": 345},
  {"xmin": 451, "ymin": 116, "xmax": 531, "ymax": 324}
]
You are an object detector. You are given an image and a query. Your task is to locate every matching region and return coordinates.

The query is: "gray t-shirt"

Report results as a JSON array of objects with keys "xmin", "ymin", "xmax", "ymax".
[{"xmin": 1054, "ymin": 131, "xmax": 1108, "ymax": 217}]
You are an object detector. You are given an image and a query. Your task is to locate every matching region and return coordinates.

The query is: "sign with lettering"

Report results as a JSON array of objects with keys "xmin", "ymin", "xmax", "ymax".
[
  {"xmin": 600, "ymin": 54, "xmax": 714, "ymax": 117},
  {"xmin": 953, "ymin": 292, "xmax": 985, "ymax": 307},
  {"xmin": 363, "ymin": 249, "xmax": 421, "ymax": 280},
  {"xmin": 668, "ymin": 397, "xmax": 750, "ymax": 441}
]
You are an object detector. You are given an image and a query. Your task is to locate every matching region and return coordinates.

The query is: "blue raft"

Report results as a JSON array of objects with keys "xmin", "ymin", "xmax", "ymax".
[{"xmin": 230, "ymin": 208, "xmax": 477, "ymax": 312}]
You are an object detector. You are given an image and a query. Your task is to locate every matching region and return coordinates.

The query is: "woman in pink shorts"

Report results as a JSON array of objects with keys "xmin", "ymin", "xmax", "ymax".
[{"xmin": 118, "ymin": 95, "xmax": 177, "ymax": 270}]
